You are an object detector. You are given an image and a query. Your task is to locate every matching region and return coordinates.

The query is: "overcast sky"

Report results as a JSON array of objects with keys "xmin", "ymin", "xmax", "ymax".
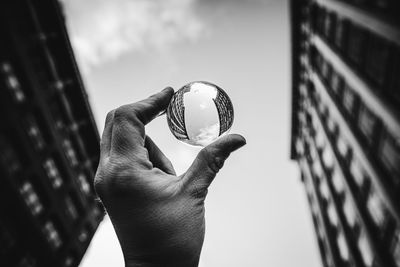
[{"xmin": 62, "ymin": 0, "xmax": 322, "ymax": 266}]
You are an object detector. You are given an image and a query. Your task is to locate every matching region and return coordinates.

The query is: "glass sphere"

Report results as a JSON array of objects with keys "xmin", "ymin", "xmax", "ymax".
[{"xmin": 166, "ymin": 81, "xmax": 234, "ymax": 147}]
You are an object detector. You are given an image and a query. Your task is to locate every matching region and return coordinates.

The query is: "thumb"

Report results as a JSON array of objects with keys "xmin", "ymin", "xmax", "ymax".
[{"xmin": 183, "ymin": 134, "xmax": 246, "ymax": 195}]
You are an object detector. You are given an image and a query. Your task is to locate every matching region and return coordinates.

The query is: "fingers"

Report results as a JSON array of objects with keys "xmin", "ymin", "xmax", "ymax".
[
  {"xmin": 110, "ymin": 87, "xmax": 174, "ymax": 156},
  {"xmin": 145, "ymin": 135, "xmax": 176, "ymax": 176},
  {"xmin": 100, "ymin": 110, "xmax": 115, "ymax": 159},
  {"xmin": 115, "ymin": 87, "xmax": 174, "ymax": 126},
  {"xmin": 183, "ymin": 134, "xmax": 246, "ymax": 196}
]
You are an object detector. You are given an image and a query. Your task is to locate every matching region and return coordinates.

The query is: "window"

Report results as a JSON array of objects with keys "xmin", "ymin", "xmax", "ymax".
[
  {"xmin": 65, "ymin": 196, "xmax": 79, "ymax": 222},
  {"xmin": 43, "ymin": 158, "xmax": 63, "ymax": 188},
  {"xmin": 78, "ymin": 173, "xmax": 91, "ymax": 195},
  {"xmin": 309, "ymin": 143, "xmax": 318, "ymax": 161},
  {"xmin": 324, "ymin": 245, "xmax": 335, "ymax": 267},
  {"xmin": 78, "ymin": 226, "xmax": 90, "ymax": 243},
  {"xmin": 391, "ymin": 230, "xmax": 400, "ymax": 267},
  {"xmin": 365, "ymin": 35, "xmax": 391, "ymax": 87},
  {"xmin": 378, "ymin": 131, "xmax": 400, "ymax": 181},
  {"xmin": 298, "ymin": 111, "xmax": 306, "ymax": 126},
  {"xmin": 350, "ymin": 158, "xmax": 367, "ymax": 188},
  {"xmin": 327, "ymin": 202, "xmax": 339, "ymax": 227},
  {"xmin": 25, "ymin": 117, "xmax": 46, "ymax": 151},
  {"xmin": 366, "ymin": 189, "xmax": 387, "ymax": 229},
  {"xmin": 330, "ymin": 71, "xmax": 344, "ymax": 98},
  {"xmin": 342, "ymin": 84, "xmax": 359, "ymax": 119},
  {"xmin": 62, "ymin": 139, "xmax": 79, "ymax": 167},
  {"xmin": 331, "ymin": 167, "xmax": 345, "ymax": 195},
  {"xmin": 316, "ymin": 6, "xmax": 326, "ymax": 35},
  {"xmin": 337, "ymin": 134, "xmax": 351, "ymax": 162},
  {"xmin": 326, "ymin": 115, "xmax": 338, "ymax": 136},
  {"xmin": 313, "ymin": 159, "xmax": 324, "ymax": 179},
  {"xmin": 334, "ymin": 18, "xmax": 349, "ymax": 51},
  {"xmin": 323, "ymin": 12, "xmax": 336, "ymax": 42},
  {"xmin": 316, "ymin": 214, "xmax": 324, "ymax": 239},
  {"xmin": 92, "ymin": 206, "xmax": 103, "ymax": 221},
  {"xmin": 42, "ymin": 221, "xmax": 62, "ymax": 249},
  {"xmin": 321, "ymin": 60, "xmax": 332, "ymax": 83},
  {"xmin": 358, "ymin": 105, "xmax": 380, "ymax": 144},
  {"xmin": 63, "ymin": 255, "xmax": 75, "ymax": 267},
  {"xmin": 19, "ymin": 182, "xmax": 43, "ymax": 216},
  {"xmin": 343, "ymin": 195, "xmax": 357, "ymax": 229},
  {"xmin": 299, "ymin": 83, "xmax": 308, "ymax": 98},
  {"xmin": 315, "ymin": 129, "xmax": 326, "ymax": 149},
  {"xmin": 337, "ymin": 231, "xmax": 350, "ymax": 261},
  {"xmin": 347, "ymin": 24, "xmax": 369, "ymax": 67},
  {"xmin": 49, "ymin": 100, "xmax": 69, "ymax": 132},
  {"xmin": 358, "ymin": 230, "xmax": 374, "ymax": 267},
  {"xmin": 0, "ymin": 62, "xmax": 25, "ymax": 103},
  {"xmin": 322, "ymin": 147, "xmax": 335, "ymax": 170},
  {"xmin": 319, "ymin": 178, "xmax": 330, "ymax": 201}
]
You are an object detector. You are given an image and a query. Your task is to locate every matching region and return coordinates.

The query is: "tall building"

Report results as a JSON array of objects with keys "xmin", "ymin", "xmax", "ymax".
[
  {"xmin": 290, "ymin": 1, "xmax": 400, "ymax": 267},
  {"xmin": 0, "ymin": 0, "xmax": 103, "ymax": 266}
]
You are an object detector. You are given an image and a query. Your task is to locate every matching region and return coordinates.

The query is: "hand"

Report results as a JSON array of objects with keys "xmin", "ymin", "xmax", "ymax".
[{"xmin": 94, "ymin": 87, "xmax": 246, "ymax": 267}]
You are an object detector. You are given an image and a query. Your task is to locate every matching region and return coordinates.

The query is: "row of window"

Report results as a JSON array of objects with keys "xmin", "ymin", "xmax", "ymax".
[
  {"xmin": 0, "ymin": 138, "xmax": 91, "ymax": 241},
  {"xmin": 299, "ymin": 77, "xmax": 400, "ymax": 266},
  {"xmin": 310, "ymin": 4, "xmax": 400, "ymax": 106},
  {"xmin": 310, "ymin": 81, "xmax": 394, "ymax": 234},
  {"xmin": 0, "ymin": 225, "xmax": 85, "ymax": 267},
  {"xmin": 301, "ymin": 158, "xmax": 336, "ymax": 267},
  {"xmin": 311, "ymin": 116, "xmax": 387, "ymax": 267},
  {"xmin": 302, "ymin": 141, "xmax": 357, "ymax": 267},
  {"xmin": 303, "ymin": 120, "xmax": 367, "ymax": 266},
  {"xmin": 0, "ymin": 60, "xmax": 88, "ymax": 172},
  {"xmin": 305, "ymin": 128, "xmax": 382, "ymax": 267},
  {"xmin": 311, "ymin": 48, "xmax": 400, "ymax": 190},
  {"xmin": 0, "ymin": 211, "xmax": 93, "ymax": 266},
  {"xmin": 18, "ymin": 175, "xmax": 87, "ymax": 225},
  {"xmin": 0, "ymin": 62, "xmax": 26, "ymax": 103}
]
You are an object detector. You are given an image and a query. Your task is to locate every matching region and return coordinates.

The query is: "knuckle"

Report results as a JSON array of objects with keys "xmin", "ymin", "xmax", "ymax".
[
  {"xmin": 199, "ymin": 147, "xmax": 225, "ymax": 174},
  {"xmin": 93, "ymin": 160, "xmax": 132, "ymax": 196},
  {"xmin": 134, "ymin": 101, "xmax": 152, "ymax": 121},
  {"xmin": 114, "ymin": 104, "xmax": 145, "ymax": 125},
  {"xmin": 105, "ymin": 110, "xmax": 115, "ymax": 122},
  {"xmin": 113, "ymin": 106, "xmax": 130, "ymax": 123}
]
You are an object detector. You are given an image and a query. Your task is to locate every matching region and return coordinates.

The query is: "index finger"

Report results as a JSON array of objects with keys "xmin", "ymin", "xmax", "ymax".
[
  {"xmin": 131, "ymin": 87, "xmax": 174, "ymax": 125},
  {"xmin": 110, "ymin": 87, "xmax": 174, "ymax": 158}
]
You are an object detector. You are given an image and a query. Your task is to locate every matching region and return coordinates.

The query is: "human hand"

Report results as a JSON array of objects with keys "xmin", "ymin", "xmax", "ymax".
[{"xmin": 94, "ymin": 87, "xmax": 246, "ymax": 267}]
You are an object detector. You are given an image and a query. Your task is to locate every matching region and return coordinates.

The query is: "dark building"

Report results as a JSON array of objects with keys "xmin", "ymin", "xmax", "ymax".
[
  {"xmin": 0, "ymin": 0, "xmax": 103, "ymax": 266},
  {"xmin": 290, "ymin": 0, "xmax": 400, "ymax": 267}
]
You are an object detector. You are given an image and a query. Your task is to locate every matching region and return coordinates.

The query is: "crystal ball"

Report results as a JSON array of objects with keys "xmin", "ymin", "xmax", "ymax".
[{"xmin": 166, "ymin": 81, "xmax": 234, "ymax": 147}]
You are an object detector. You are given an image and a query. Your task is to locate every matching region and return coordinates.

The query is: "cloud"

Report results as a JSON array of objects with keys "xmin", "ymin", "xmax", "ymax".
[
  {"xmin": 61, "ymin": 0, "xmax": 204, "ymax": 72},
  {"xmin": 189, "ymin": 122, "xmax": 220, "ymax": 147}
]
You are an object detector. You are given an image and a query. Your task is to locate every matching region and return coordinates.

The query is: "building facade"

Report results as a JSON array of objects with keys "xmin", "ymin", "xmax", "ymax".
[
  {"xmin": 290, "ymin": 0, "xmax": 400, "ymax": 266},
  {"xmin": 0, "ymin": 0, "xmax": 103, "ymax": 266}
]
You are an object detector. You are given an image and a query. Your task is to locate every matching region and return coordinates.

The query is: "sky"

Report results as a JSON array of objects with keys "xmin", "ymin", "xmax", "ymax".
[{"xmin": 62, "ymin": 0, "xmax": 322, "ymax": 266}]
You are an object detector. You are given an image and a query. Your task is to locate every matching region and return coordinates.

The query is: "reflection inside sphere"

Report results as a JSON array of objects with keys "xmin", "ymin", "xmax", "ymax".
[{"xmin": 166, "ymin": 81, "xmax": 234, "ymax": 147}]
